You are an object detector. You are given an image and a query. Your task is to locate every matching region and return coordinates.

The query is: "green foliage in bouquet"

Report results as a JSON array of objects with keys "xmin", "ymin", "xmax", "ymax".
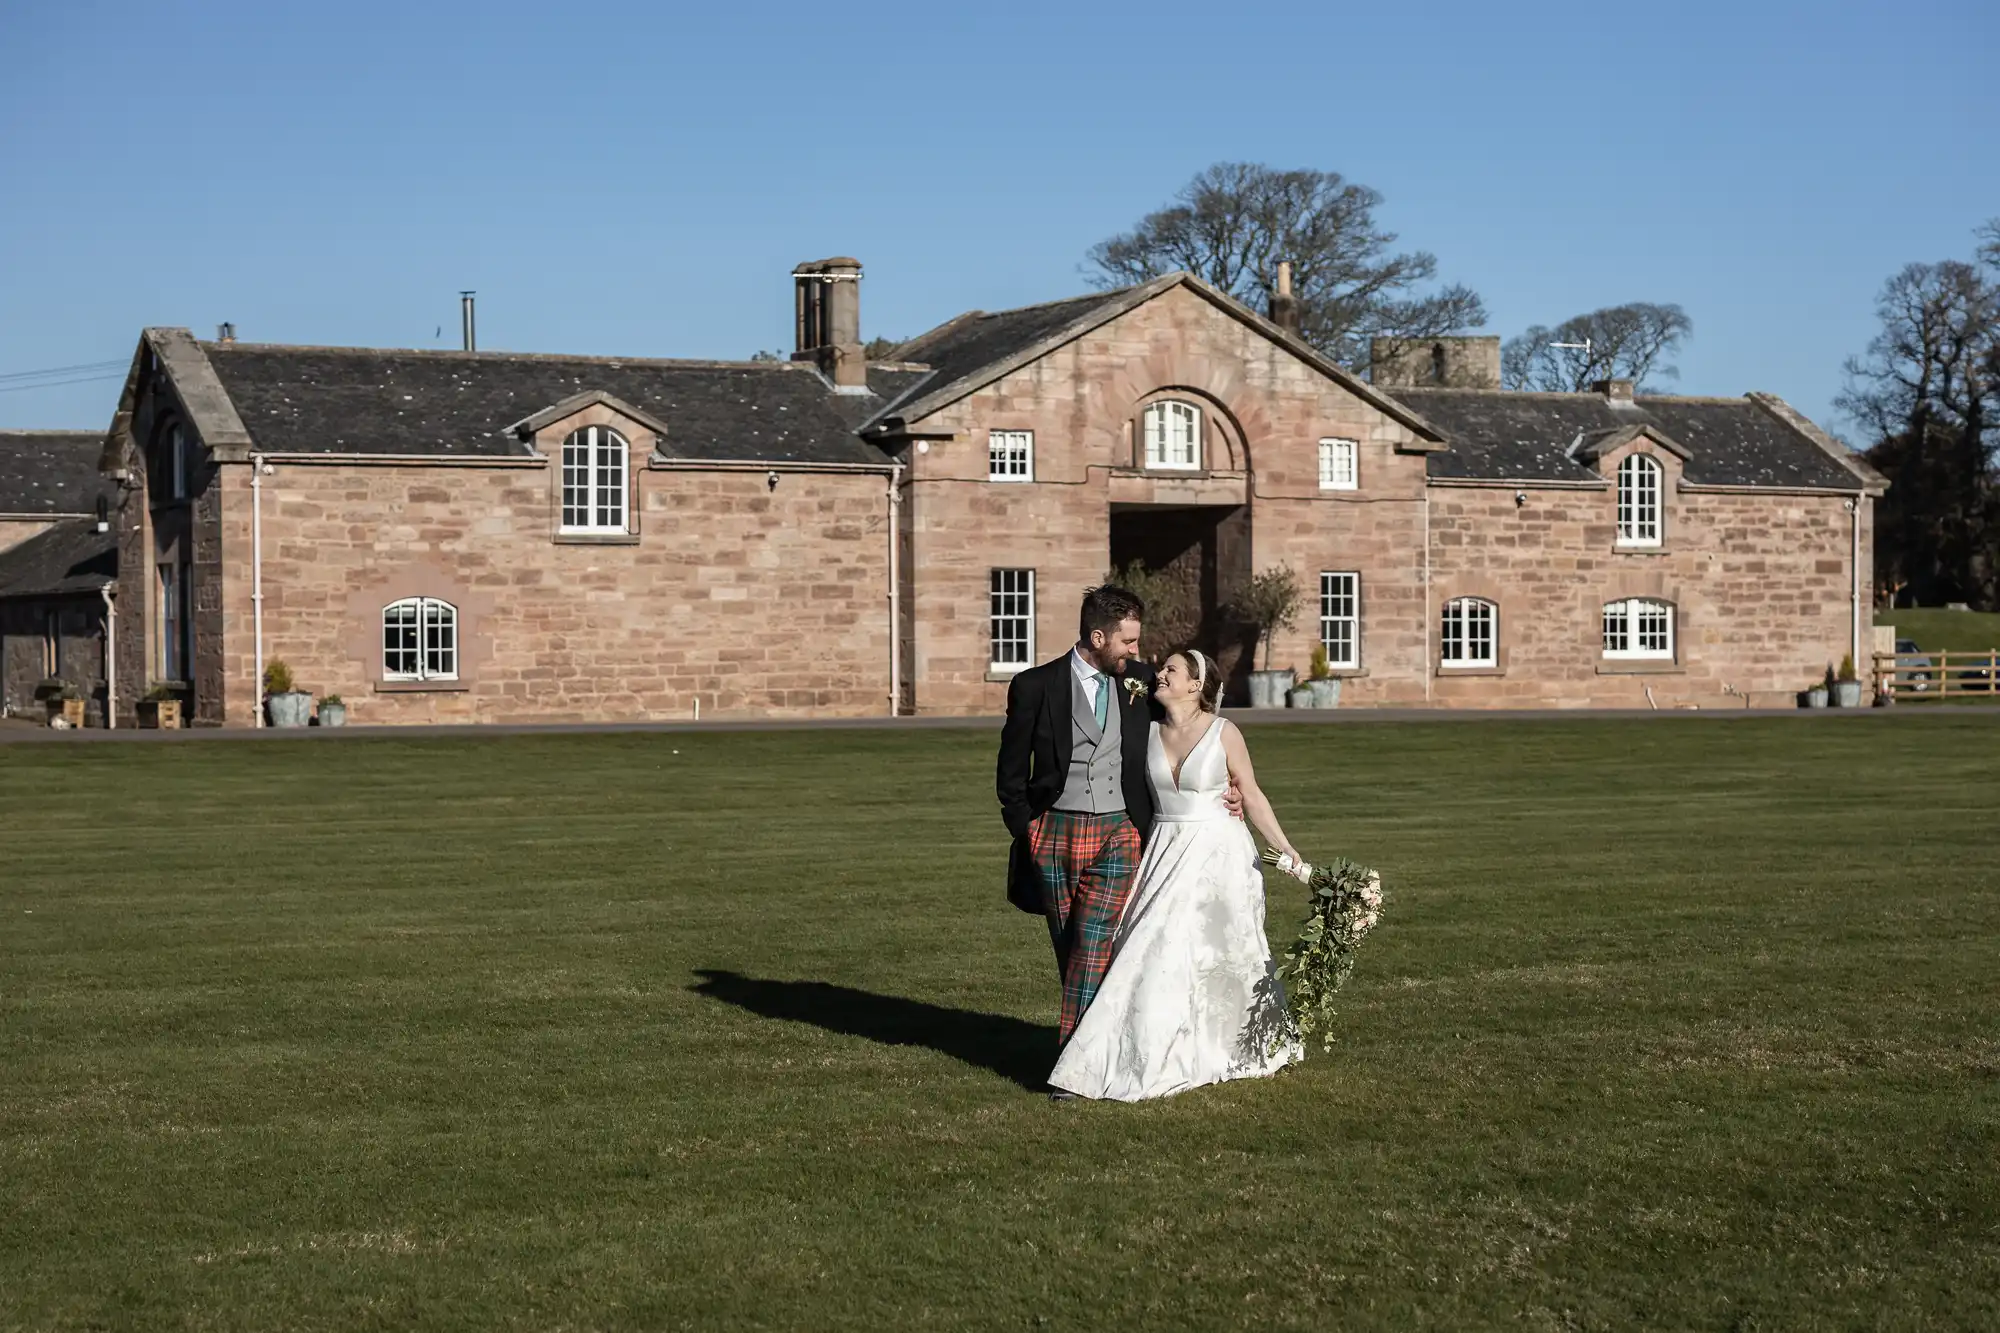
[{"xmin": 1261, "ymin": 851, "xmax": 1384, "ymax": 1054}]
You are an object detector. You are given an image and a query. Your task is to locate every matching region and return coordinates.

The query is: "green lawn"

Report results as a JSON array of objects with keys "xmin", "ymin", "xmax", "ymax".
[
  {"xmin": 1878, "ymin": 607, "xmax": 2000, "ymax": 655},
  {"xmin": 3, "ymin": 719, "xmax": 1998, "ymax": 1331}
]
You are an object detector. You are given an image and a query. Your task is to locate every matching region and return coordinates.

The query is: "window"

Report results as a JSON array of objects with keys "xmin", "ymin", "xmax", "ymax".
[
  {"xmin": 1617, "ymin": 454, "xmax": 1662, "ymax": 547},
  {"xmin": 989, "ymin": 569, "xmax": 1034, "ymax": 671},
  {"xmin": 1318, "ymin": 438, "xmax": 1358, "ymax": 491},
  {"xmin": 157, "ymin": 562, "xmax": 189, "ymax": 680},
  {"xmin": 1440, "ymin": 597, "xmax": 1497, "ymax": 668},
  {"xmin": 1319, "ymin": 572, "xmax": 1360, "ymax": 669},
  {"xmin": 561, "ymin": 425, "xmax": 629, "ymax": 532},
  {"xmin": 383, "ymin": 598, "xmax": 458, "ymax": 681},
  {"xmin": 1602, "ymin": 598, "xmax": 1675, "ymax": 660},
  {"xmin": 170, "ymin": 426, "xmax": 188, "ymax": 500},
  {"xmin": 988, "ymin": 430, "xmax": 1033, "ymax": 482},
  {"xmin": 1141, "ymin": 400, "xmax": 1201, "ymax": 470},
  {"xmin": 43, "ymin": 610, "xmax": 61, "ymax": 677}
]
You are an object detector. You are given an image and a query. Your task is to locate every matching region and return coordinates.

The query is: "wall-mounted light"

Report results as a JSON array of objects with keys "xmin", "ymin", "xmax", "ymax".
[
  {"xmin": 766, "ymin": 471, "xmax": 780, "ymax": 492},
  {"xmin": 1514, "ymin": 491, "xmax": 1527, "ymax": 508}
]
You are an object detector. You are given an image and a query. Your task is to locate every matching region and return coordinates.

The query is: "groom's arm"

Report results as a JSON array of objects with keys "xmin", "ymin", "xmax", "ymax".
[{"xmin": 996, "ymin": 670, "xmax": 1037, "ymax": 841}]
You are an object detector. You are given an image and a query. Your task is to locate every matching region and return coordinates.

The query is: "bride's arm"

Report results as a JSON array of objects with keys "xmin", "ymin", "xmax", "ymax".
[{"xmin": 1218, "ymin": 721, "xmax": 1298, "ymax": 863}]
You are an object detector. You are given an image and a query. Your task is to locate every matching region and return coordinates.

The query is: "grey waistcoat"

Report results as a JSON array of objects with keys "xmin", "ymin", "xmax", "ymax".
[{"xmin": 1052, "ymin": 668, "xmax": 1124, "ymax": 815}]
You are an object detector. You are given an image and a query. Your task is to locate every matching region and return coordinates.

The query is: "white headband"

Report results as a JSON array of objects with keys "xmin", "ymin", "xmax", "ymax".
[{"xmin": 1186, "ymin": 649, "xmax": 1209, "ymax": 688}]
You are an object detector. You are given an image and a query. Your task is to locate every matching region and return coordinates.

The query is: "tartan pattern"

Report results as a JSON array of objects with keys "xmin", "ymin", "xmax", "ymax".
[{"xmin": 1028, "ymin": 809, "xmax": 1142, "ymax": 1044}]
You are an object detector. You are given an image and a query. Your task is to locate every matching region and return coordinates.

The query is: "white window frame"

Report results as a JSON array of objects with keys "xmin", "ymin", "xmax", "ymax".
[
  {"xmin": 1440, "ymin": 597, "xmax": 1497, "ymax": 669},
  {"xmin": 1141, "ymin": 400, "xmax": 1202, "ymax": 471},
  {"xmin": 1318, "ymin": 438, "xmax": 1358, "ymax": 491},
  {"xmin": 988, "ymin": 430, "xmax": 1034, "ymax": 482},
  {"xmin": 560, "ymin": 425, "xmax": 630, "ymax": 533},
  {"xmin": 1616, "ymin": 454, "xmax": 1662, "ymax": 547},
  {"xmin": 1318, "ymin": 571, "xmax": 1360, "ymax": 669},
  {"xmin": 988, "ymin": 569, "xmax": 1035, "ymax": 672},
  {"xmin": 1602, "ymin": 597, "xmax": 1675, "ymax": 661},
  {"xmin": 383, "ymin": 597, "xmax": 459, "ymax": 682}
]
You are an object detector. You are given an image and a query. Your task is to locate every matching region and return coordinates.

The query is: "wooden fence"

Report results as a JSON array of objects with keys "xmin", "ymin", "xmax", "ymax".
[{"xmin": 1874, "ymin": 650, "xmax": 2000, "ymax": 700}]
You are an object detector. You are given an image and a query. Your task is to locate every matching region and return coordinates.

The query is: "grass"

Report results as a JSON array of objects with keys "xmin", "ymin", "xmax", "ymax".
[
  {"xmin": 1877, "ymin": 607, "xmax": 2000, "ymax": 654},
  {"xmin": 3, "ymin": 718, "xmax": 1998, "ymax": 1331}
]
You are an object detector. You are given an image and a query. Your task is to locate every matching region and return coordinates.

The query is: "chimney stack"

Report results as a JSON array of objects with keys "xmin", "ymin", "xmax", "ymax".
[
  {"xmin": 1268, "ymin": 262, "xmax": 1300, "ymax": 336},
  {"xmin": 460, "ymin": 291, "xmax": 477, "ymax": 351},
  {"xmin": 792, "ymin": 258, "xmax": 867, "ymax": 388},
  {"xmin": 1590, "ymin": 379, "xmax": 1636, "ymax": 403}
]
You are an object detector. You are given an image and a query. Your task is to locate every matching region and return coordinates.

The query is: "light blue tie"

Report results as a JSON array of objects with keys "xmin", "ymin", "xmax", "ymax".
[{"xmin": 1094, "ymin": 674, "xmax": 1109, "ymax": 730}]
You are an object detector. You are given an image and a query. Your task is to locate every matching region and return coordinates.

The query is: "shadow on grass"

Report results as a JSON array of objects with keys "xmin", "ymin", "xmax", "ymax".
[{"xmin": 691, "ymin": 969, "xmax": 1054, "ymax": 1091}]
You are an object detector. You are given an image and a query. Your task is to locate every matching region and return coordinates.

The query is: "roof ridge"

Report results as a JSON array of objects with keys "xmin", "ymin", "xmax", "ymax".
[
  {"xmin": 957, "ymin": 284, "xmax": 1141, "ymax": 323},
  {"xmin": 0, "ymin": 429, "xmax": 103, "ymax": 437},
  {"xmin": 199, "ymin": 341, "xmax": 820, "ymax": 372}
]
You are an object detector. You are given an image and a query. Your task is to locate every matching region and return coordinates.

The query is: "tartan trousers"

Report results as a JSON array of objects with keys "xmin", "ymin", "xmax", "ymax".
[{"xmin": 1028, "ymin": 809, "xmax": 1143, "ymax": 1045}]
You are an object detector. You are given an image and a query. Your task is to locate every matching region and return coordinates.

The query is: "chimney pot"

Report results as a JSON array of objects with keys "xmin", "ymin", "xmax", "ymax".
[
  {"xmin": 1268, "ymin": 261, "xmax": 1300, "ymax": 336},
  {"xmin": 792, "ymin": 257, "xmax": 867, "ymax": 388},
  {"xmin": 217, "ymin": 322, "xmax": 236, "ymax": 344},
  {"xmin": 460, "ymin": 292, "xmax": 477, "ymax": 352}
]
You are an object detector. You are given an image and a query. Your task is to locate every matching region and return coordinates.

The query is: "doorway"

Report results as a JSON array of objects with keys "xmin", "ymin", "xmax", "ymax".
[{"xmin": 1108, "ymin": 504, "xmax": 1254, "ymax": 703}]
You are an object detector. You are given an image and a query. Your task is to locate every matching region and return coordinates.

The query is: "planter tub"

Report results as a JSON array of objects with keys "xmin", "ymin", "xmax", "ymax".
[
  {"xmin": 46, "ymin": 699, "xmax": 85, "ymax": 728},
  {"xmin": 1804, "ymin": 687, "xmax": 1830, "ymax": 709},
  {"xmin": 1286, "ymin": 685, "xmax": 1315, "ymax": 709},
  {"xmin": 267, "ymin": 691, "xmax": 313, "ymax": 728},
  {"xmin": 318, "ymin": 702, "xmax": 347, "ymax": 728},
  {"xmin": 1306, "ymin": 678, "xmax": 1342, "ymax": 709},
  {"xmin": 137, "ymin": 699, "xmax": 182, "ymax": 729},
  {"xmin": 1830, "ymin": 680, "xmax": 1863, "ymax": 708},
  {"xmin": 1247, "ymin": 670, "xmax": 1296, "ymax": 709}
]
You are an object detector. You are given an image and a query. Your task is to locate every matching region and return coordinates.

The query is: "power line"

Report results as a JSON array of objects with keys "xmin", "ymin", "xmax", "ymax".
[
  {"xmin": 0, "ymin": 370, "xmax": 128, "ymax": 394},
  {"xmin": 0, "ymin": 358, "xmax": 128, "ymax": 385}
]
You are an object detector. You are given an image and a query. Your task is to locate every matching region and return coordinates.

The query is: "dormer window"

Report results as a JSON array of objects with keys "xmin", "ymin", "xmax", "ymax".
[
  {"xmin": 561, "ymin": 425, "xmax": 629, "ymax": 533},
  {"xmin": 1142, "ymin": 400, "xmax": 1202, "ymax": 470},
  {"xmin": 1617, "ymin": 454, "xmax": 1662, "ymax": 547}
]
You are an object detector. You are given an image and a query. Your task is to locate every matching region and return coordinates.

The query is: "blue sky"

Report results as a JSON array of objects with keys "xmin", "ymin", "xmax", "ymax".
[{"xmin": 2, "ymin": 0, "xmax": 1994, "ymax": 436}]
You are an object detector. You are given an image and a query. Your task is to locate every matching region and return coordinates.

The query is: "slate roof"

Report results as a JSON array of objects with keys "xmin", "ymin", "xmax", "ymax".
[
  {"xmin": 1391, "ymin": 389, "xmax": 1867, "ymax": 489},
  {"xmin": 0, "ymin": 520, "xmax": 117, "ymax": 600},
  {"xmin": 0, "ymin": 431, "xmax": 114, "ymax": 514},
  {"xmin": 869, "ymin": 289, "xmax": 1137, "ymax": 424},
  {"xmin": 200, "ymin": 344, "xmax": 906, "ymax": 466}
]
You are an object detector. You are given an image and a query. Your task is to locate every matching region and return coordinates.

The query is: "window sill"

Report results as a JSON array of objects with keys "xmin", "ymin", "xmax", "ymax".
[
  {"xmin": 1596, "ymin": 661, "xmax": 1685, "ymax": 675},
  {"xmin": 985, "ymin": 667, "xmax": 1029, "ymax": 682},
  {"xmin": 554, "ymin": 531, "xmax": 640, "ymax": 545},
  {"xmin": 1436, "ymin": 665, "xmax": 1505, "ymax": 678},
  {"xmin": 1325, "ymin": 667, "xmax": 1368, "ymax": 678},
  {"xmin": 374, "ymin": 679, "xmax": 471, "ymax": 694},
  {"xmin": 987, "ymin": 475, "xmax": 1035, "ymax": 484},
  {"xmin": 1318, "ymin": 485, "xmax": 1360, "ymax": 494},
  {"xmin": 1613, "ymin": 543, "xmax": 1671, "ymax": 556}
]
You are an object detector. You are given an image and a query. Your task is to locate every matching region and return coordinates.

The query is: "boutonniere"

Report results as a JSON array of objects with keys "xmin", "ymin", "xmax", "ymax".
[{"xmin": 1121, "ymin": 677, "xmax": 1148, "ymax": 702}]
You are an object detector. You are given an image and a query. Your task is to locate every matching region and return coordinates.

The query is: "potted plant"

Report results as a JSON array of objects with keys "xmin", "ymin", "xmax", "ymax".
[
  {"xmin": 137, "ymin": 683, "xmax": 183, "ymax": 729},
  {"xmin": 36, "ymin": 678, "xmax": 85, "ymax": 728},
  {"xmin": 1306, "ymin": 644, "xmax": 1342, "ymax": 709},
  {"xmin": 317, "ymin": 694, "xmax": 347, "ymax": 728},
  {"xmin": 1286, "ymin": 675, "xmax": 1316, "ymax": 709},
  {"xmin": 264, "ymin": 660, "xmax": 313, "ymax": 728},
  {"xmin": 1802, "ymin": 672, "xmax": 1830, "ymax": 709},
  {"xmin": 1231, "ymin": 565, "xmax": 1302, "ymax": 708},
  {"xmin": 1831, "ymin": 655, "xmax": 1863, "ymax": 708}
]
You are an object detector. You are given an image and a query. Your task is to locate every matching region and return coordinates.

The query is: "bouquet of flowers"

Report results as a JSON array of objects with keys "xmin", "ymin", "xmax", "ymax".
[{"xmin": 1261, "ymin": 849, "xmax": 1385, "ymax": 1053}]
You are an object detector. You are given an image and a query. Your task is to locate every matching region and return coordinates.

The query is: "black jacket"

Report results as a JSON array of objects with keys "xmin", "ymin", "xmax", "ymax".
[{"xmin": 995, "ymin": 654, "xmax": 1158, "ymax": 914}]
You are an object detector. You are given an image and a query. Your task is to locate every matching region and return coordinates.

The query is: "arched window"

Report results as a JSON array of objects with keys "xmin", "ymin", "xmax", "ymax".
[
  {"xmin": 1141, "ymin": 400, "xmax": 1202, "ymax": 470},
  {"xmin": 383, "ymin": 598, "xmax": 458, "ymax": 681},
  {"xmin": 561, "ymin": 425, "xmax": 629, "ymax": 532},
  {"xmin": 1440, "ymin": 597, "xmax": 1497, "ymax": 668},
  {"xmin": 1602, "ymin": 598, "xmax": 1675, "ymax": 660},
  {"xmin": 1617, "ymin": 454, "xmax": 1662, "ymax": 547}
]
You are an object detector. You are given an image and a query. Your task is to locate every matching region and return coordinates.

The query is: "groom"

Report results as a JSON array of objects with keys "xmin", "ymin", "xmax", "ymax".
[{"xmin": 995, "ymin": 586, "xmax": 1243, "ymax": 1069}]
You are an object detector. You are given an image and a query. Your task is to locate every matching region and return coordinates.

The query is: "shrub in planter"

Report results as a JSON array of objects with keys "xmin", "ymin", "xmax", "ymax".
[
  {"xmin": 317, "ymin": 694, "xmax": 348, "ymax": 728},
  {"xmin": 1305, "ymin": 644, "xmax": 1341, "ymax": 708},
  {"xmin": 138, "ymin": 683, "xmax": 183, "ymax": 729},
  {"xmin": 1286, "ymin": 683, "xmax": 1316, "ymax": 709},
  {"xmin": 37, "ymin": 678, "xmax": 85, "ymax": 727},
  {"xmin": 1831, "ymin": 655, "xmax": 1863, "ymax": 708},
  {"xmin": 264, "ymin": 660, "xmax": 313, "ymax": 728},
  {"xmin": 1230, "ymin": 565, "xmax": 1303, "ymax": 709}
]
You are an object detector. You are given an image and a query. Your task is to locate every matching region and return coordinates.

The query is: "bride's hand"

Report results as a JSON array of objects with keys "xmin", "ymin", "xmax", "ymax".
[{"xmin": 1223, "ymin": 777, "xmax": 1245, "ymax": 820}]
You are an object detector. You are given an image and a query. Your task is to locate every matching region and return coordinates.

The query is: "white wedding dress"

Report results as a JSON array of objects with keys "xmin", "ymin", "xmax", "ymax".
[{"xmin": 1048, "ymin": 716, "xmax": 1302, "ymax": 1101}]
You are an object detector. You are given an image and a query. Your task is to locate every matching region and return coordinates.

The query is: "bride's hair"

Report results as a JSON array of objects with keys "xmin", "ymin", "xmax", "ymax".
[{"xmin": 1176, "ymin": 648, "xmax": 1224, "ymax": 714}]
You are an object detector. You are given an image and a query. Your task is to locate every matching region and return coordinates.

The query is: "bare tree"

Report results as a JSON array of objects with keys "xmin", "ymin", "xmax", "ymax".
[
  {"xmin": 1086, "ymin": 163, "xmax": 1486, "ymax": 368},
  {"xmin": 1838, "ymin": 230, "xmax": 2000, "ymax": 610},
  {"xmin": 1501, "ymin": 304, "xmax": 1694, "ymax": 391}
]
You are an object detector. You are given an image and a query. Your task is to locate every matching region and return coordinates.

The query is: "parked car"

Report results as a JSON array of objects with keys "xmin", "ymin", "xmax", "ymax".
[{"xmin": 1894, "ymin": 638, "xmax": 1933, "ymax": 691}]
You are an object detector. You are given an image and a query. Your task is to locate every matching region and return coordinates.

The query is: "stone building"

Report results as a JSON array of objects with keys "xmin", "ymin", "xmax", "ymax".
[
  {"xmin": 0, "ymin": 432, "xmax": 117, "ymax": 721},
  {"xmin": 90, "ymin": 262, "xmax": 1883, "ymax": 726}
]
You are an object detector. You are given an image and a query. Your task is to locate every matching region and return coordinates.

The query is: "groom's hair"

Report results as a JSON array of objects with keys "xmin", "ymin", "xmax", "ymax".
[{"xmin": 1079, "ymin": 584, "xmax": 1145, "ymax": 639}]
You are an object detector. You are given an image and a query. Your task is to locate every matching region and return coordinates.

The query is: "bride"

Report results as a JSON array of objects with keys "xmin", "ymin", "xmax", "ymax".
[{"xmin": 1049, "ymin": 648, "xmax": 1304, "ymax": 1101}]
